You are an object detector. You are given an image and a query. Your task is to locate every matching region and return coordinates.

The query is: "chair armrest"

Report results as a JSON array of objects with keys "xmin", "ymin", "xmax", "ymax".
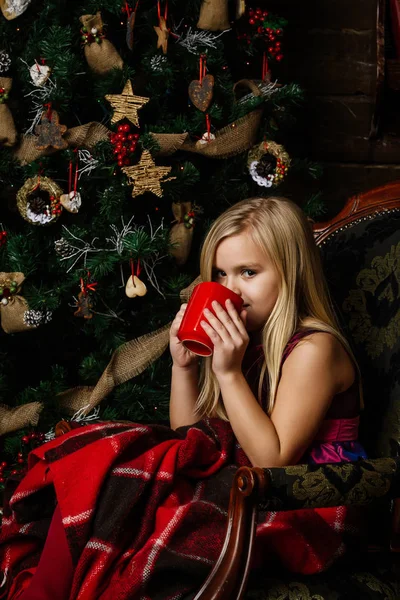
[{"xmin": 194, "ymin": 458, "xmax": 400, "ymax": 600}]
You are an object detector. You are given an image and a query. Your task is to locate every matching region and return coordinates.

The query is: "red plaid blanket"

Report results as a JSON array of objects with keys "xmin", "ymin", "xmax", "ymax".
[{"xmin": 0, "ymin": 419, "xmax": 354, "ymax": 599}]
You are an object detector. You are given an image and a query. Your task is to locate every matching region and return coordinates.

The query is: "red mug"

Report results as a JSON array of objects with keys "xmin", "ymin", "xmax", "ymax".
[{"xmin": 177, "ymin": 282, "xmax": 244, "ymax": 356}]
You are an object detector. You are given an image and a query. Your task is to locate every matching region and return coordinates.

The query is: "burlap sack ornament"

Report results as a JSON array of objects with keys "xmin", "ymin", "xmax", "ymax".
[
  {"xmin": 0, "ymin": 0, "xmax": 31, "ymax": 20},
  {"xmin": 197, "ymin": 0, "xmax": 230, "ymax": 31},
  {"xmin": 0, "ymin": 402, "xmax": 43, "ymax": 437},
  {"xmin": 169, "ymin": 202, "xmax": 194, "ymax": 266},
  {"xmin": 0, "ymin": 272, "xmax": 32, "ymax": 333},
  {"xmin": 0, "ymin": 77, "xmax": 17, "ymax": 147},
  {"xmin": 57, "ymin": 275, "xmax": 202, "ymax": 415},
  {"xmin": 80, "ymin": 12, "xmax": 124, "ymax": 75}
]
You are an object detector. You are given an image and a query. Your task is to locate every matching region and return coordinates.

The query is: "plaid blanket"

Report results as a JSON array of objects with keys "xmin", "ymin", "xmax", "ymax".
[{"xmin": 0, "ymin": 419, "xmax": 354, "ymax": 599}]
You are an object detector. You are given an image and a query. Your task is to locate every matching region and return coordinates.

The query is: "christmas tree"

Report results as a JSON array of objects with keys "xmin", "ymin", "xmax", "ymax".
[{"xmin": 0, "ymin": 0, "xmax": 322, "ymax": 489}]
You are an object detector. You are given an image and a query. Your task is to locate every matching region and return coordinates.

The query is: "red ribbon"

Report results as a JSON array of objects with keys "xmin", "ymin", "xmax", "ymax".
[
  {"xmin": 80, "ymin": 271, "xmax": 97, "ymax": 296},
  {"xmin": 130, "ymin": 257, "xmax": 141, "ymax": 279},
  {"xmin": 68, "ymin": 152, "xmax": 79, "ymax": 197},
  {"xmin": 199, "ymin": 54, "xmax": 207, "ymax": 83},
  {"xmin": 262, "ymin": 52, "xmax": 269, "ymax": 80},
  {"xmin": 157, "ymin": 0, "xmax": 168, "ymax": 22},
  {"xmin": 205, "ymin": 113, "xmax": 211, "ymax": 140},
  {"xmin": 43, "ymin": 102, "xmax": 52, "ymax": 121}
]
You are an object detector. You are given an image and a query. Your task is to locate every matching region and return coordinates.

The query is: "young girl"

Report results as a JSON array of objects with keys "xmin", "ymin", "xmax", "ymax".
[{"xmin": 0, "ymin": 197, "xmax": 366, "ymax": 600}]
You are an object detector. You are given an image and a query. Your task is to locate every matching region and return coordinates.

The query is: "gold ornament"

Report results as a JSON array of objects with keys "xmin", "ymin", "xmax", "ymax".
[
  {"xmin": 16, "ymin": 176, "xmax": 63, "ymax": 226},
  {"xmin": 122, "ymin": 150, "xmax": 175, "ymax": 198},
  {"xmin": 154, "ymin": 16, "xmax": 169, "ymax": 54},
  {"xmin": 105, "ymin": 80, "xmax": 149, "ymax": 127},
  {"xmin": 125, "ymin": 275, "xmax": 147, "ymax": 298}
]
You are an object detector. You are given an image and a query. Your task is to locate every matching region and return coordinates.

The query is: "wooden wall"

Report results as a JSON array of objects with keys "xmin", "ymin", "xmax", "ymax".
[{"xmin": 267, "ymin": 0, "xmax": 400, "ymax": 215}]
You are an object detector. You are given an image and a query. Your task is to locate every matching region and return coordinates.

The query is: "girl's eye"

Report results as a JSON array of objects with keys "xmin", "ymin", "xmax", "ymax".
[
  {"xmin": 242, "ymin": 269, "xmax": 256, "ymax": 277},
  {"xmin": 213, "ymin": 270, "xmax": 226, "ymax": 279}
]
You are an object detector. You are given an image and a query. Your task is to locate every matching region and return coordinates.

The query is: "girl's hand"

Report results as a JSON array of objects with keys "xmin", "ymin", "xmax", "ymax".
[
  {"xmin": 169, "ymin": 304, "xmax": 199, "ymax": 369},
  {"xmin": 200, "ymin": 299, "xmax": 249, "ymax": 377}
]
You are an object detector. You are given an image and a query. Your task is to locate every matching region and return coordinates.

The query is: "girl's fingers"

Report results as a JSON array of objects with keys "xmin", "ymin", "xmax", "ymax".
[
  {"xmin": 208, "ymin": 301, "xmax": 245, "ymax": 342},
  {"xmin": 202, "ymin": 308, "xmax": 230, "ymax": 343}
]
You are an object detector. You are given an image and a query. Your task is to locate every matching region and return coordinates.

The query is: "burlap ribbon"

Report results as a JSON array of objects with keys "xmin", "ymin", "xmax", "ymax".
[
  {"xmin": 0, "ymin": 403, "xmax": 43, "ymax": 437},
  {"xmin": 59, "ymin": 276, "xmax": 202, "ymax": 415},
  {"xmin": 0, "ymin": 77, "xmax": 17, "ymax": 147},
  {"xmin": 197, "ymin": 0, "xmax": 230, "ymax": 31},
  {"xmin": 14, "ymin": 121, "xmax": 111, "ymax": 165},
  {"xmin": 0, "ymin": 272, "xmax": 32, "ymax": 334},
  {"xmin": 80, "ymin": 12, "xmax": 124, "ymax": 75},
  {"xmin": 153, "ymin": 79, "xmax": 263, "ymax": 159}
]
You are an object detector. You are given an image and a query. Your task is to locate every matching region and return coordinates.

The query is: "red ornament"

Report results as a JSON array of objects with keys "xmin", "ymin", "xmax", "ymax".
[{"xmin": 0, "ymin": 230, "xmax": 7, "ymax": 247}]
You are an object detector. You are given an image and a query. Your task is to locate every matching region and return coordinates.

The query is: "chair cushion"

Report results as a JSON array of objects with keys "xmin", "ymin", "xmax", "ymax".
[
  {"xmin": 246, "ymin": 554, "xmax": 400, "ymax": 599},
  {"xmin": 319, "ymin": 211, "xmax": 400, "ymax": 458}
]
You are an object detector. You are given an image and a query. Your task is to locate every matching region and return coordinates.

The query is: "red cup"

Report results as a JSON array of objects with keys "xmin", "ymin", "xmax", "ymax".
[{"xmin": 177, "ymin": 282, "xmax": 244, "ymax": 356}]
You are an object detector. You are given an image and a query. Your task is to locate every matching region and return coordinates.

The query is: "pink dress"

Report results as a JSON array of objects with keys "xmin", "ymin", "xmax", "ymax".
[{"xmin": 242, "ymin": 329, "xmax": 367, "ymax": 464}]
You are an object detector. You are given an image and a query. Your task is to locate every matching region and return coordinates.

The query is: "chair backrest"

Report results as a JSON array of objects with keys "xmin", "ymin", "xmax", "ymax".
[{"xmin": 313, "ymin": 182, "xmax": 400, "ymax": 458}]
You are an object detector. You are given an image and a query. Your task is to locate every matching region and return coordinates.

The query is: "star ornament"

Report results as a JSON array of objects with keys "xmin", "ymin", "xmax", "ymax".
[
  {"xmin": 154, "ymin": 16, "xmax": 169, "ymax": 54},
  {"xmin": 122, "ymin": 150, "xmax": 176, "ymax": 198},
  {"xmin": 105, "ymin": 80, "xmax": 149, "ymax": 127}
]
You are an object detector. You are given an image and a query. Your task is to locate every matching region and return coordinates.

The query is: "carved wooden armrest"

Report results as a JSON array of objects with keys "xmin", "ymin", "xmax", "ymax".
[{"xmin": 194, "ymin": 458, "xmax": 400, "ymax": 600}]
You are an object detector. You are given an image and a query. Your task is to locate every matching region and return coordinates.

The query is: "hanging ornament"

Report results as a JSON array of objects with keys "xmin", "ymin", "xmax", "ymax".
[
  {"xmin": 29, "ymin": 61, "xmax": 52, "ymax": 87},
  {"xmin": 0, "ymin": 77, "xmax": 17, "ymax": 147},
  {"xmin": 16, "ymin": 176, "xmax": 63, "ymax": 225},
  {"xmin": 0, "ymin": 272, "xmax": 33, "ymax": 334},
  {"xmin": 195, "ymin": 113, "xmax": 215, "ymax": 149},
  {"xmin": 59, "ymin": 159, "xmax": 81, "ymax": 213},
  {"xmin": 188, "ymin": 55, "xmax": 214, "ymax": 112},
  {"xmin": 0, "ymin": 50, "xmax": 11, "ymax": 74},
  {"xmin": 23, "ymin": 308, "xmax": 52, "ymax": 328},
  {"xmin": 236, "ymin": 0, "xmax": 246, "ymax": 20},
  {"xmin": 247, "ymin": 140, "xmax": 290, "ymax": 187},
  {"xmin": 79, "ymin": 12, "xmax": 123, "ymax": 75},
  {"xmin": 122, "ymin": 150, "xmax": 175, "ymax": 198},
  {"xmin": 197, "ymin": 0, "xmax": 230, "ymax": 32},
  {"xmin": 0, "ymin": 0, "xmax": 31, "ymax": 20},
  {"xmin": 239, "ymin": 8, "xmax": 284, "ymax": 63},
  {"xmin": 34, "ymin": 105, "xmax": 68, "ymax": 150},
  {"xmin": 154, "ymin": 1, "xmax": 169, "ymax": 54},
  {"xmin": 110, "ymin": 123, "xmax": 139, "ymax": 168},
  {"xmin": 105, "ymin": 80, "xmax": 149, "ymax": 127},
  {"xmin": 55, "ymin": 237, "xmax": 74, "ymax": 258},
  {"xmin": 169, "ymin": 202, "xmax": 196, "ymax": 266},
  {"xmin": 74, "ymin": 273, "xmax": 97, "ymax": 319},
  {"xmin": 125, "ymin": 259, "xmax": 147, "ymax": 298},
  {"xmin": 124, "ymin": 0, "xmax": 140, "ymax": 50}
]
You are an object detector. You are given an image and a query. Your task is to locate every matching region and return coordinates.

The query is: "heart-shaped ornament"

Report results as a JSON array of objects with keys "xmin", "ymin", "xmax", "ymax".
[
  {"xmin": 29, "ymin": 64, "xmax": 51, "ymax": 87},
  {"xmin": 125, "ymin": 275, "xmax": 147, "ymax": 298},
  {"xmin": 60, "ymin": 191, "xmax": 82, "ymax": 214},
  {"xmin": 188, "ymin": 73, "xmax": 214, "ymax": 112}
]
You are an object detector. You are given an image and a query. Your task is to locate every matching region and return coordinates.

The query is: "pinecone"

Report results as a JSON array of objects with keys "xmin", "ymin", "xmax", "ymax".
[
  {"xmin": 255, "ymin": 155, "xmax": 277, "ymax": 178},
  {"xmin": 0, "ymin": 50, "xmax": 11, "ymax": 75},
  {"xmin": 55, "ymin": 238, "xmax": 73, "ymax": 258},
  {"xmin": 29, "ymin": 196, "xmax": 49, "ymax": 215},
  {"xmin": 23, "ymin": 309, "xmax": 53, "ymax": 328}
]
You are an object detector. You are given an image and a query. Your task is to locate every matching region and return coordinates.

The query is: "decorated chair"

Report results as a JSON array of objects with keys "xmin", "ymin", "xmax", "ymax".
[{"xmin": 194, "ymin": 181, "xmax": 400, "ymax": 599}]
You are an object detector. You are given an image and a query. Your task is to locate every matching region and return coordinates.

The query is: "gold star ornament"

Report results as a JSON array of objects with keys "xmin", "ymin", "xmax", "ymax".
[
  {"xmin": 122, "ymin": 150, "xmax": 176, "ymax": 198},
  {"xmin": 154, "ymin": 16, "xmax": 169, "ymax": 54},
  {"xmin": 105, "ymin": 80, "xmax": 149, "ymax": 127}
]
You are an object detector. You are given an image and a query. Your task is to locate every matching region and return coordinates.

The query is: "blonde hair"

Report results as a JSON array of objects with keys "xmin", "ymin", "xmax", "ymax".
[{"xmin": 195, "ymin": 196, "xmax": 362, "ymax": 420}]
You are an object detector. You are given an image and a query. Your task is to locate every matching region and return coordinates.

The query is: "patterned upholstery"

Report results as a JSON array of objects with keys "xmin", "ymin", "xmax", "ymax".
[{"xmin": 319, "ymin": 211, "xmax": 400, "ymax": 458}]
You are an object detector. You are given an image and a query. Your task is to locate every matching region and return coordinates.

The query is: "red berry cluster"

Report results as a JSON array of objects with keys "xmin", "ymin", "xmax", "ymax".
[
  {"xmin": 22, "ymin": 431, "xmax": 45, "ymax": 445},
  {"xmin": 0, "ymin": 86, "xmax": 9, "ymax": 103},
  {"xmin": 50, "ymin": 194, "xmax": 62, "ymax": 216},
  {"xmin": 0, "ymin": 433, "xmax": 45, "ymax": 484},
  {"xmin": 0, "ymin": 230, "xmax": 7, "ymax": 247},
  {"xmin": 238, "ymin": 8, "xmax": 284, "ymax": 61},
  {"xmin": 110, "ymin": 124, "xmax": 139, "ymax": 168}
]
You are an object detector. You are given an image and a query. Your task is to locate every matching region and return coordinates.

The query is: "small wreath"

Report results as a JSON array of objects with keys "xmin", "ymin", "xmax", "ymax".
[
  {"xmin": 16, "ymin": 176, "xmax": 63, "ymax": 226},
  {"xmin": 247, "ymin": 140, "xmax": 290, "ymax": 187}
]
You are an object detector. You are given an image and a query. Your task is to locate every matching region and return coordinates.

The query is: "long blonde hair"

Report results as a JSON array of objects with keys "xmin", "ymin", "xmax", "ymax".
[{"xmin": 195, "ymin": 196, "xmax": 362, "ymax": 419}]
